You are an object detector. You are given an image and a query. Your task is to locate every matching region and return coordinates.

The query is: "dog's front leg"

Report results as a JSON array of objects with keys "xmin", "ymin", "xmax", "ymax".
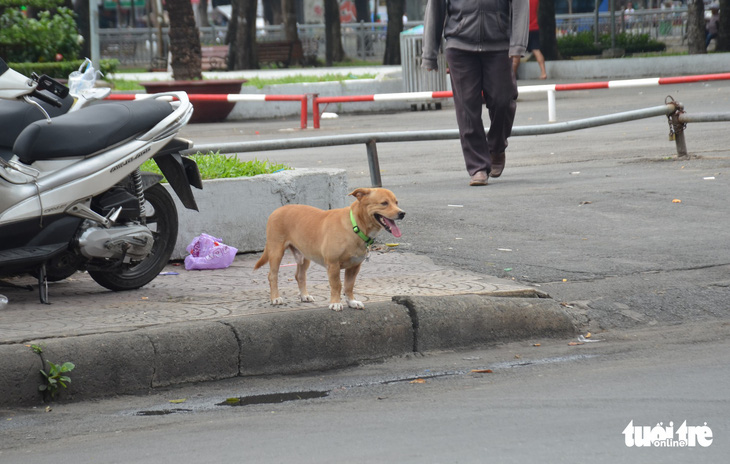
[
  {"xmin": 344, "ymin": 265, "xmax": 364, "ymax": 309},
  {"xmin": 326, "ymin": 263, "xmax": 344, "ymax": 311}
]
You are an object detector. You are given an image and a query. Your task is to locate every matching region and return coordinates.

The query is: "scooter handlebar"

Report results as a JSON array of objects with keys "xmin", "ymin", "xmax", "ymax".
[{"xmin": 29, "ymin": 88, "xmax": 63, "ymax": 108}]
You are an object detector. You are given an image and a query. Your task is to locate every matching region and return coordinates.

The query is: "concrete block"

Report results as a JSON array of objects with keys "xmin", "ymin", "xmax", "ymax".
[
  {"xmin": 227, "ymin": 302, "xmax": 414, "ymax": 376},
  {"xmin": 394, "ymin": 295, "xmax": 577, "ymax": 352},
  {"xmin": 228, "ymin": 71, "xmax": 411, "ymax": 121},
  {"xmin": 25, "ymin": 332, "xmax": 155, "ymax": 403},
  {"xmin": 0, "ymin": 344, "xmax": 45, "ymax": 406},
  {"xmin": 166, "ymin": 168, "xmax": 348, "ymax": 259},
  {"xmin": 518, "ymin": 53, "xmax": 730, "ymax": 80},
  {"xmin": 146, "ymin": 321, "xmax": 239, "ymax": 387}
]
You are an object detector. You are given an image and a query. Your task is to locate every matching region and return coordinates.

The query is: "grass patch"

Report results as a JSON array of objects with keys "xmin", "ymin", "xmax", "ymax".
[
  {"xmin": 244, "ymin": 72, "xmax": 376, "ymax": 89},
  {"xmin": 109, "ymin": 72, "xmax": 376, "ymax": 91},
  {"xmin": 141, "ymin": 152, "xmax": 290, "ymax": 181}
]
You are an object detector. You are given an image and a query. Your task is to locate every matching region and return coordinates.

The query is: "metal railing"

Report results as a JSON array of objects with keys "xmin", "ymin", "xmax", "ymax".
[
  {"xmin": 100, "ymin": 8, "xmax": 691, "ymax": 69},
  {"xmin": 184, "ymin": 100, "xmax": 730, "ymax": 188},
  {"xmin": 556, "ymin": 8, "xmax": 689, "ymax": 39}
]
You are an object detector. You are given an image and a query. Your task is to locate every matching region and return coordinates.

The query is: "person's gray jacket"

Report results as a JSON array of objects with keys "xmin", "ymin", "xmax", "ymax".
[{"xmin": 421, "ymin": 0, "xmax": 529, "ymax": 71}]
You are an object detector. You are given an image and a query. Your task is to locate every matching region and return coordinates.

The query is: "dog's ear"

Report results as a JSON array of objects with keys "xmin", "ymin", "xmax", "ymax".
[{"xmin": 349, "ymin": 188, "xmax": 371, "ymax": 201}]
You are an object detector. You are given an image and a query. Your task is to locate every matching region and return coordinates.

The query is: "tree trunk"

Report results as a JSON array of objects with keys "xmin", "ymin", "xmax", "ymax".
[
  {"xmin": 324, "ymin": 0, "xmax": 345, "ymax": 65},
  {"xmin": 73, "ymin": 0, "xmax": 90, "ymax": 60},
  {"xmin": 686, "ymin": 0, "xmax": 707, "ymax": 54},
  {"xmin": 198, "ymin": 0, "xmax": 210, "ymax": 28},
  {"xmin": 167, "ymin": 0, "xmax": 203, "ymax": 80},
  {"xmin": 355, "ymin": 0, "xmax": 370, "ymax": 21},
  {"xmin": 282, "ymin": 0, "xmax": 300, "ymax": 43},
  {"xmin": 262, "ymin": 0, "xmax": 283, "ymax": 25},
  {"xmin": 227, "ymin": 0, "xmax": 258, "ymax": 70},
  {"xmin": 717, "ymin": 0, "xmax": 730, "ymax": 51},
  {"xmin": 383, "ymin": 0, "xmax": 405, "ymax": 65},
  {"xmin": 538, "ymin": 0, "xmax": 560, "ymax": 60}
]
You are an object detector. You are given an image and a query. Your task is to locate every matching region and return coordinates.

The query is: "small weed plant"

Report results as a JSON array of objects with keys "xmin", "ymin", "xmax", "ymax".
[
  {"xmin": 141, "ymin": 152, "xmax": 290, "ymax": 181},
  {"xmin": 27, "ymin": 344, "xmax": 75, "ymax": 401},
  {"xmin": 39, "ymin": 361, "xmax": 75, "ymax": 400}
]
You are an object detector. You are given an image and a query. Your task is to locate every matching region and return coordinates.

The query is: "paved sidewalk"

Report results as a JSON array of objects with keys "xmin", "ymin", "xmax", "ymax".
[
  {"xmin": 0, "ymin": 249, "xmax": 543, "ymax": 343},
  {"xmin": 0, "ymin": 249, "xmax": 577, "ymax": 406}
]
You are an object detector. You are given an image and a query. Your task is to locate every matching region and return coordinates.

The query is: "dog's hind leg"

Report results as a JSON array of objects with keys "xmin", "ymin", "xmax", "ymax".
[
  {"xmin": 266, "ymin": 243, "xmax": 286, "ymax": 305},
  {"xmin": 290, "ymin": 246, "xmax": 315, "ymax": 302},
  {"xmin": 344, "ymin": 265, "xmax": 364, "ymax": 309}
]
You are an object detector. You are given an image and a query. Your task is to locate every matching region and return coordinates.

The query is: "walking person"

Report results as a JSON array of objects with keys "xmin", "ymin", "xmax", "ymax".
[
  {"xmin": 513, "ymin": 0, "xmax": 548, "ymax": 80},
  {"xmin": 706, "ymin": 3, "xmax": 720, "ymax": 50},
  {"xmin": 421, "ymin": 0, "xmax": 529, "ymax": 186}
]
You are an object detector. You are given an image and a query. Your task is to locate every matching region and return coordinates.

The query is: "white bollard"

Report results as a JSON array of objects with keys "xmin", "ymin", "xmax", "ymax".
[{"xmin": 547, "ymin": 89, "xmax": 557, "ymax": 123}]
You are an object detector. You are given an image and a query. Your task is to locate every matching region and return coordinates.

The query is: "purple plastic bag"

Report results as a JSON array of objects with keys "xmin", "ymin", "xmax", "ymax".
[{"xmin": 184, "ymin": 233, "xmax": 237, "ymax": 270}]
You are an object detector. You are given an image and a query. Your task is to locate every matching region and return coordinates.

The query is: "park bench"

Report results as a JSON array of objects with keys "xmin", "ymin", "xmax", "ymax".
[
  {"xmin": 200, "ymin": 41, "xmax": 304, "ymax": 70},
  {"xmin": 257, "ymin": 40, "xmax": 303, "ymax": 68},
  {"xmin": 201, "ymin": 45, "xmax": 229, "ymax": 71}
]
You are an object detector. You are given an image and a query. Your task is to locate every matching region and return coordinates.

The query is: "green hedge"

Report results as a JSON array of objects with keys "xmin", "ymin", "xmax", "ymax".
[
  {"xmin": 558, "ymin": 31, "xmax": 666, "ymax": 57},
  {"xmin": 7, "ymin": 59, "xmax": 120, "ymax": 80}
]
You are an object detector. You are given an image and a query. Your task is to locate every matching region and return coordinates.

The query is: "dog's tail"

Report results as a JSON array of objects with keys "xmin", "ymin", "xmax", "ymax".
[{"xmin": 253, "ymin": 248, "xmax": 268, "ymax": 270}]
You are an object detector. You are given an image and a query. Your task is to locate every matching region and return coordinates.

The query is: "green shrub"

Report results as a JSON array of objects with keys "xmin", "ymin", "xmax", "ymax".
[
  {"xmin": 558, "ymin": 31, "xmax": 666, "ymax": 57},
  {"xmin": 0, "ymin": 3, "xmax": 80, "ymax": 63},
  {"xmin": 8, "ymin": 59, "xmax": 120, "ymax": 80},
  {"xmin": 557, "ymin": 31, "xmax": 602, "ymax": 57},
  {"xmin": 603, "ymin": 33, "xmax": 667, "ymax": 54}
]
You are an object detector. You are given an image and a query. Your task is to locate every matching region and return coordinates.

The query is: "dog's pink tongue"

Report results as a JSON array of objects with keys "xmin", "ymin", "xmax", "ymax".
[{"xmin": 384, "ymin": 218, "xmax": 402, "ymax": 238}]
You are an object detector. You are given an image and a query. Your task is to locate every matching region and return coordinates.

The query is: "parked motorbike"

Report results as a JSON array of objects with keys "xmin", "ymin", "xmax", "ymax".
[{"xmin": 0, "ymin": 58, "xmax": 202, "ymax": 303}]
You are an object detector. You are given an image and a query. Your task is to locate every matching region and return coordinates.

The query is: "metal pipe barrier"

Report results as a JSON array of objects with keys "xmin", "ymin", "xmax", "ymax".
[
  {"xmin": 185, "ymin": 102, "xmax": 723, "ymax": 188},
  {"xmin": 107, "ymin": 93, "xmax": 309, "ymax": 129}
]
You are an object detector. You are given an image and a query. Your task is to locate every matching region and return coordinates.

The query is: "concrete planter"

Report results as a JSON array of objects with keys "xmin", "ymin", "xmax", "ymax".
[
  {"xmin": 164, "ymin": 168, "xmax": 348, "ymax": 260},
  {"xmin": 140, "ymin": 79, "xmax": 246, "ymax": 123}
]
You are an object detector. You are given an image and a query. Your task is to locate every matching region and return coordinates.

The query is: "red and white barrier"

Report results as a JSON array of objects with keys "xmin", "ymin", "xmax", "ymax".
[
  {"xmin": 107, "ymin": 93, "xmax": 309, "ymax": 129},
  {"xmin": 312, "ymin": 72, "xmax": 730, "ymax": 127},
  {"xmin": 106, "ymin": 72, "xmax": 730, "ymax": 129},
  {"xmin": 312, "ymin": 91, "xmax": 453, "ymax": 128},
  {"xmin": 518, "ymin": 72, "xmax": 730, "ymax": 121}
]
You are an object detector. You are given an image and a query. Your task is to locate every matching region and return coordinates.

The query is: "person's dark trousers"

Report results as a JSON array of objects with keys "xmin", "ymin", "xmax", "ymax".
[{"xmin": 445, "ymin": 48, "xmax": 517, "ymax": 176}]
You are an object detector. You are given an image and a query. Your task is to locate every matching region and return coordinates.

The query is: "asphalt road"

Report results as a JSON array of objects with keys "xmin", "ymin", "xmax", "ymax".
[
  {"xmin": 180, "ymin": 79, "xmax": 730, "ymax": 331},
  {"xmin": 1, "ymin": 321, "xmax": 728, "ymax": 463}
]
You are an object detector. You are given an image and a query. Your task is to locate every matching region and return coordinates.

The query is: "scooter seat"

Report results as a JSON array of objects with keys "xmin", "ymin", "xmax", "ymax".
[
  {"xmin": 0, "ymin": 92, "xmax": 74, "ymax": 161},
  {"xmin": 13, "ymin": 99, "xmax": 174, "ymax": 165}
]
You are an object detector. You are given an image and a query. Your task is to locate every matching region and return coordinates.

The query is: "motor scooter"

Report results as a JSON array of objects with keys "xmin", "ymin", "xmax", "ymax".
[{"xmin": 0, "ymin": 58, "xmax": 202, "ymax": 303}]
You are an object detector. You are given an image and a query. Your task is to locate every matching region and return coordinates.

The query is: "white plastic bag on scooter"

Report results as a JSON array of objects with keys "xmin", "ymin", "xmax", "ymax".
[{"xmin": 67, "ymin": 58, "xmax": 102, "ymax": 94}]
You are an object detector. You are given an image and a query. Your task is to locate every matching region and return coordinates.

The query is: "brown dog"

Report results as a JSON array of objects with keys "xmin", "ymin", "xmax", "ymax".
[{"xmin": 254, "ymin": 188, "xmax": 405, "ymax": 311}]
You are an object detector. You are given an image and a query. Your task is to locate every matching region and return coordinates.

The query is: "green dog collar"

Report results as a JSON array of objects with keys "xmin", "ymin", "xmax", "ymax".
[{"xmin": 350, "ymin": 209, "xmax": 374, "ymax": 246}]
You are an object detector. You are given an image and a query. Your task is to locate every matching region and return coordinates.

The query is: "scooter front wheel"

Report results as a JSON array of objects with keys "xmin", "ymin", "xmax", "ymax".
[{"xmin": 88, "ymin": 183, "xmax": 178, "ymax": 291}]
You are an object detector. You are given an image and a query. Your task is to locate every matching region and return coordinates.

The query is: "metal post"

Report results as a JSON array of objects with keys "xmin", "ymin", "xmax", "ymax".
[
  {"xmin": 547, "ymin": 90, "xmax": 557, "ymax": 122},
  {"xmin": 667, "ymin": 99, "xmax": 689, "ymax": 157},
  {"xmin": 365, "ymin": 139, "xmax": 383, "ymax": 187},
  {"xmin": 89, "ymin": 0, "xmax": 100, "ymax": 66},
  {"xmin": 671, "ymin": 113, "xmax": 689, "ymax": 157},
  {"xmin": 594, "ymin": 0, "xmax": 601, "ymax": 46},
  {"xmin": 312, "ymin": 94, "xmax": 321, "ymax": 129}
]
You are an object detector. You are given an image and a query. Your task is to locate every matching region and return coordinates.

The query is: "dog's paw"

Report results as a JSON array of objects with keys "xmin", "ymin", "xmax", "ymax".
[
  {"xmin": 347, "ymin": 299, "xmax": 365, "ymax": 310},
  {"xmin": 329, "ymin": 302, "xmax": 344, "ymax": 311},
  {"xmin": 300, "ymin": 293, "xmax": 315, "ymax": 303},
  {"xmin": 271, "ymin": 297, "xmax": 284, "ymax": 306}
]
